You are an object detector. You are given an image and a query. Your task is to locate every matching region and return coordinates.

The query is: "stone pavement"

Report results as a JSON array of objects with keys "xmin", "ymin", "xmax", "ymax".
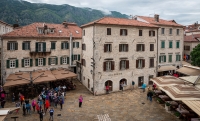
[{"xmin": 4, "ymin": 80, "xmax": 181, "ymax": 121}]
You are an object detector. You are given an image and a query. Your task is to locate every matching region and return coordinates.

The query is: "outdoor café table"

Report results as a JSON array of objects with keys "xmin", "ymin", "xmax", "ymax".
[
  {"xmin": 154, "ymin": 90, "xmax": 163, "ymax": 95},
  {"xmin": 176, "ymin": 108, "xmax": 190, "ymax": 114},
  {"xmin": 191, "ymin": 118, "xmax": 200, "ymax": 121},
  {"xmin": 159, "ymin": 95, "xmax": 171, "ymax": 101}
]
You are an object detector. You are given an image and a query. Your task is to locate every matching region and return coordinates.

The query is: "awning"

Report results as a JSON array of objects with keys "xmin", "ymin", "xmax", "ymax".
[
  {"xmin": 150, "ymin": 75, "xmax": 185, "ymax": 87},
  {"xmin": 182, "ymin": 100, "xmax": 200, "ymax": 116},
  {"xmin": 160, "ymin": 85, "xmax": 200, "ymax": 101},
  {"xmin": 182, "ymin": 61, "xmax": 191, "ymax": 66},
  {"xmin": 32, "ymin": 70, "xmax": 56, "ymax": 84},
  {"xmin": 0, "ymin": 107, "xmax": 20, "ymax": 121},
  {"xmin": 179, "ymin": 76, "xmax": 200, "ymax": 84},
  {"xmin": 158, "ymin": 65, "xmax": 177, "ymax": 72},
  {"xmin": 51, "ymin": 69, "xmax": 77, "ymax": 80},
  {"xmin": 176, "ymin": 66, "xmax": 200, "ymax": 76}
]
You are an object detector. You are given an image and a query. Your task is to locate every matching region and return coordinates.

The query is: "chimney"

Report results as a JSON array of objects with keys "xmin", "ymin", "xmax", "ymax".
[
  {"xmin": 62, "ymin": 21, "xmax": 68, "ymax": 28},
  {"xmin": 154, "ymin": 14, "xmax": 159, "ymax": 22}
]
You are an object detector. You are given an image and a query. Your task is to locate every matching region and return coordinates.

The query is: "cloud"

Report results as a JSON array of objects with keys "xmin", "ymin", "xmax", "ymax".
[{"xmin": 23, "ymin": 0, "xmax": 200, "ymax": 25}]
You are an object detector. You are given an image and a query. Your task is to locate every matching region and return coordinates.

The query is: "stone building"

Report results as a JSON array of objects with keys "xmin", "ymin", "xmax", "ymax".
[
  {"xmin": 134, "ymin": 15, "xmax": 184, "ymax": 76},
  {"xmin": 1, "ymin": 22, "xmax": 82, "ymax": 83},
  {"xmin": 80, "ymin": 17, "xmax": 158, "ymax": 95},
  {"xmin": 0, "ymin": 20, "xmax": 13, "ymax": 84}
]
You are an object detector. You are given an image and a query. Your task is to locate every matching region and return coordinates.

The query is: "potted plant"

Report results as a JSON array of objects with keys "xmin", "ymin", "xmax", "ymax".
[
  {"xmin": 174, "ymin": 111, "xmax": 181, "ymax": 118},
  {"xmin": 165, "ymin": 102, "xmax": 171, "ymax": 111},
  {"xmin": 156, "ymin": 97, "xmax": 162, "ymax": 104}
]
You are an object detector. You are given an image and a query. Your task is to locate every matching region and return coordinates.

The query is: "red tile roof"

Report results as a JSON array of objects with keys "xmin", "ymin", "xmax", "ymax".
[
  {"xmin": 2, "ymin": 22, "xmax": 82, "ymax": 39},
  {"xmin": 81, "ymin": 17, "xmax": 158, "ymax": 28},
  {"xmin": 185, "ymin": 24, "xmax": 200, "ymax": 33},
  {"xmin": 184, "ymin": 34, "xmax": 200, "ymax": 42},
  {"xmin": 137, "ymin": 16, "xmax": 184, "ymax": 27}
]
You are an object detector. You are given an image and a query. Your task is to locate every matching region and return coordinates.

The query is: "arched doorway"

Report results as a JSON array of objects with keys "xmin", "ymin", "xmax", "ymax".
[
  {"xmin": 119, "ymin": 78, "xmax": 127, "ymax": 90},
  {"xmin": 105, "ymin": 80, "xmax": 113, "ymax": 91}
]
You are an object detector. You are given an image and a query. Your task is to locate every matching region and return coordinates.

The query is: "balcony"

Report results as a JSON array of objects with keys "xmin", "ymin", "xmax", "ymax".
[{"xmin": 30, "ymin": 48, "xmax": 51, "ymax": 56}]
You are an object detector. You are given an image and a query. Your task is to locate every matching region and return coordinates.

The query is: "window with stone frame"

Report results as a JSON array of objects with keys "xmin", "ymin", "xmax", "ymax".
[
  {"xmin": 150, "ymin": 44, "xmax": 154, "ymax": 51},
  {"xmin": 7, "ymin": 42, "xmax": 18, "ymax": 50},
  {"xmin": 159, "ymin": 55, "xmax": 166, "ymax": 63},
  {"xmin": 107, "ymin": 28, "xmax": 111, "ymax": 35},
  {"xmin": 149, "ymin": 58, "xmax": 154, "ymax": 68},
  {"xmin": 139, "ymin": 30, "xmax": 142, "ymax": 36},
  {"xmin": 120, "ymin": 60, "xmax": 129, "ymax": 70},
  {"xmin": 119, "ymin": 44, "xmax": 128, "ymax": 52},
  {"xmin": 24, "ymin": 58, "xmax": 30, "ymax": 67},
  {"xmin": 38, "ymin": 58, "xmax": 43, "ymax": 66},
  {"xmin": 104, "ymin": 44, "xmax": 112, "ymax": 52},
  {"xmin": 136, "ymin": 59, "xmax": 145, "ymax": 69},
  {"xmin": 120, "ymin": 29, "xmax": 127, "ymax": 36},
  {"xmin": 149, "ymin": 30, "xmax": 155, "ymax": 36},
  {"xmin": 10, "ymin": 60, "xmax": 16, "ymax": 68},
  {"xmin": 103, "ymin": 61, "xmax": 114, "ymax": 71},
  {"xmin": 137, "ymin": 44, "xmax": 145, "ymax": 51},
  {"xmin": 22, "ymin": 42, "xmax": 30, "ymax": 50}
]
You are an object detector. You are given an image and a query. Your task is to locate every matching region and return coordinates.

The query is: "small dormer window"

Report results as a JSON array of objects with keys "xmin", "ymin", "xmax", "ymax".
[
  {"xmin": 50, "ymin": 29, "xmax": 54, "ymax": 33},
  {"xmin": 198, "ymin": 26, "xmax": 200, "ymax": 30},
  {"xmin": 38, "ymin": 29, "xmax": 43, "ymax": 34}
]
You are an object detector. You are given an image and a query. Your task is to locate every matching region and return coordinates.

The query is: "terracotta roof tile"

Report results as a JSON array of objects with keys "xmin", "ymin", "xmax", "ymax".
[
  {"xmin": 2, "ymin": 22, "xmax": 82, "ymax": 39},
  {"xmin": 81, "ymin": 17, "xmax": 158, "ymax": 28},
  {"xmin": 184, "ymin": 34, "xmax": 200, "ymax": 42},
  {"xmin": 137, "ymin": 16, "xmax": 184, "ymax": 27}
]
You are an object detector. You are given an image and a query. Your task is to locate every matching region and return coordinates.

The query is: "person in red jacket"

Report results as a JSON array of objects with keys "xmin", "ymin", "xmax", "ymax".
[{"xmin": 45, "ymin": 100, "xmax": 50, "ymax": 114}]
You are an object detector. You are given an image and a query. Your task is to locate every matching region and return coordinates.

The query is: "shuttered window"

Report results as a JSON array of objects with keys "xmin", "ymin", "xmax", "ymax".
[
  {"xmin": 168, "ymin": 55, "xmax": 172, "ymax": 62},
  {"xmin": 51, "ymin": 42, "xmax": 56, "ymax": 49},
  {"xmin": 149, "ymin": 58, "xmax": 154, "ymax": 68},
  {"xmin": 7, "ymin": 59, "xmax": 18, "ymax": 68},
  {"xmin": 61, "ymin": 42, "xmax": 69, "ymax": 49},
  {"xmin": 7, "ymin": 42, "xmax": 18, "ymax": 50},
  {"xmin": 176, "ymin": 55, "xmax": 181, "ymax": 61},
  {"xmin": 48, "ymin": 57, "xmax": 58, "ymax": 65},
  {"xmin": 137, "ymin": 44, "xmax": 145, "ymax": 51},
  {"xmin": 159, "ymin": 55, "xmax": 166, "ymax": 63},
  {"xmin": 161, "ymin": 41, "xmax": 165, "ymax": 48},
  {"xmin": 169, "ymin": 41, "xmax": 173, "ymax": 48},
  {"xmin": 136, "ymin": 59, "xmax": 145, "ymax": 69},
  {"xmin": 139, "ymin": 30, "xmax": 142, "ymax": 36},
  {"xmin": 22, "ymin": 42, "xmax": 30, "ymax": 50},
  {"xmin": 176, "ymin": 41, "xmax": 180, "ymax": 48},
  {"xmin": 107, "ymin": 28, "xmax": 111, "ymax": 35},
  {"xmin": 120, "ymin": 29, "xmax": 127, "ymax": 36},
  {"xmin": 119, "ymin": 44, "xmax": 128, "ymax": 52},
  {"xmin": 103, "ymin": 61, "xmax": 114, "ymax": 71},
  {"xmin": 104, "ymin": 44, "xmax": 112, "ymax": 52},
  {"xmin": 149, "ymin": 30, "xmax": 155, "ymax": 36},
  {"xmin": 81, "ymin": 59, "xmax": 86, "ymax": 66},
  {"xmin": 82, "ymin": 44, "xmax": 86, "ymax": 50},
  {"xmin": 150, "ymin": 44, "xmax": 154, "ymax": 51},
  {"xmin": 120, "ymin": 60, "xmax": 129, "ymax": 70}
]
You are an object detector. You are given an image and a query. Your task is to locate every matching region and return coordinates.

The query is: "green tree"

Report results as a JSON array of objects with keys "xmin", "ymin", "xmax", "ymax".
[{"xmin": 191, "ymin": 44, "xmax": 200, "ymax": 66}]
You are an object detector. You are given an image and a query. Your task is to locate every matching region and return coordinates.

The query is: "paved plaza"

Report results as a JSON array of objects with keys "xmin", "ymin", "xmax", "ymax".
[{"xmin": 4, "ymin": 80, "xmax": 181, "ymax": 121}]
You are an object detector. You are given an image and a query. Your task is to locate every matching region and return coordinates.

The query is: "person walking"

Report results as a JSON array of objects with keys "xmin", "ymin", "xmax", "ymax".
[
  {"xmin": 39, "ymin": 109, "xmax": 44, "ymax": 121},
  {"xmin": 120, "ymin": 82, "xmax": 123, "ymax": 91},
  {"xmin": 149, "ymin": 91, "xmax": 153, "ymax": 102},
  {"xmin": 22, "ymin": 102, "xmax": 26, "ymax": 116},
  {"xmin": 32, "ymin": 99, "xmax": 36, "ymax": 112},
  {"xmin": 131, "ymin": 81, "xmax": 135, "ymax": 91},
  {"xmin": 12, "ymin": 93, "xmax": 15, "ymax": 103},
  {"xmin": 106, "ymin": 85, "xmax": 109, "ymax": 94},
  {"xmin": 49, "ymin": 108, "xmax": 54, "ymax": 121},
  {"xmin": 59, "ymin": 96, "xmax": 63, "ymax": 110},
  {"xmin": 79, "ymin": 95, "xmax": 83, "ymax": 108}
]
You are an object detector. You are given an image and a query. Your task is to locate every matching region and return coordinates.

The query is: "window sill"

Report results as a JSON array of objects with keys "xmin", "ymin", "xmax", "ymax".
[
  {"xmin": 10, "ymin": 67, "xmax": 16, "ymax": 69},
  {"xmin": 137, "ymin": 68, "xmax": 144, "ymax": 69},
  {"xmin": 136, "ymin": 51, "xmax": 145, "ymax": 52},
  {"xmin": 105, "ymin": 70, "xmax": 113, "ymax": 72},
  {"xmin": 24, "ymin": 66, "xmax": 30, "ymax": 68},
  {"xmin": 51, "ymin": 64, "xmax": 56, "ymax": 66},
  {"xmin": 105, "ymin": 51, "xmax": 112, "ymax": 53},
  {"xmin": 149, "ymin": 67, "xmax": 154, "ymax": 68}
]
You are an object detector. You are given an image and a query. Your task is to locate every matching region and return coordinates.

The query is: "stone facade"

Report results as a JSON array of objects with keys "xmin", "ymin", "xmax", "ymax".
[
  {"xmin": 82, "ymin": 22, "xmax": 157, "ymax": 95},
  {"xmin": 184, "ymin": 41, "xmax": 200, "ymax": 62},
  {"xmin": 1, "ymin": 22, "xmax": 82, "ymax": 83}
]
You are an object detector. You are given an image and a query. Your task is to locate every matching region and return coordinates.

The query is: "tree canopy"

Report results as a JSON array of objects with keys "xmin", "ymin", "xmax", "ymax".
[{"xmin": 190, "ymin": 44, "xmax": 200, "ymax": 67}]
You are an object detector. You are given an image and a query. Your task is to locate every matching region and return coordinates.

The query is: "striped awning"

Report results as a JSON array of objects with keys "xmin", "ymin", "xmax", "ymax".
[{"xmin": 182, "ymin": 100, "xmax": 200, "ymax": 116}]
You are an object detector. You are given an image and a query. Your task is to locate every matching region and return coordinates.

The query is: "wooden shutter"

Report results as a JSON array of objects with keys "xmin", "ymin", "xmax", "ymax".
[
  {"xmin": 60, "ymin": 57, "xmax": 63, "ymax": 65},
  {"xmin": 82, "ymin": 44, "xmax": 84, "ymax": 50},
  {"xmin": 149, "ymin": 31, "xmax": 151, "ymax": 36},
  {"xmin": 43, "ymin": 58, "xmax": 46, "ymax": 66},
  {"xmin": 48, "ymin": 58, "xmax": 51, "ymax": 65},
  {"xmin": 43, "ymin": 42, "xmax": 46, "ymax": 52},
  {"xmin": 7, "ymin": 43, "xmax": 10, "ymax": 50},
  {"xmin": 119, "ymin": 44, "xmax": 122, "ymax": 52},
  {"xmin": 159, "ymin": 56, "xmax": 161, "ymax": 63},
  {"xmin": 153, "ymin": 31, "xmax": 155, "ymax": 36},
  {"xmin": 125, "ymin": 29, "xmax": 128, "ymax": 35},
  {"xmin": 71, "ymin": 55, "xmax": 74, "ymax": 61},
  {"xmin": 136, "ymin": 60, "xmax": 139, "ymax": 68},
  {"xmin": 73, "ymin": 42, "xmax": 75, "ymax": 48},
  {"xmin": 126, "ymin": 44, "xmax": 128, "ymax": 52},
  {"xmin": 142, "ymin": 59, "xmax": 145, "ymax": 68},
  {"xmin": 21, "ymin": 59, "xmax": 24, "ymax": 67},
  {"xmin": 103, "ymin": 62, "xmax": 106, "ymax": 71},
  {"xmin": 136, "ymin": 44, "xmax": 139, "ymax": 51},
  {"xmin": 119, "ymin": 60, "xmax": 122, "ymax": 70},
  {"xmin": 28, "ymin": 42, "xmax": 30, "ymax": 50},
  {"xmin": 22, "ymin": 43, "xmax": 25, "ymax": 50},
  {"xmin": 111, "ymin": 61, "xmax": 115, "ymax": 70},
  {"xmin": 81, "ymin": 59, "xmax": 83, "ymax": 65},
  {"xmin": 55, "ymin": 57, "xmax": 58, "ymax": 65},
  {"xmin": 6, "ymin": 60, "xmax": 10, "ymax": 68},
  {"xmin": 120, "ymin": 29, "xmax": 122, "ymax": 35},
  {"xmin": 30, "ymin": 59, "xmax": 33, "ymax": 67},
  {"xmin": 66, "ymin": 42, "xmax": 69, "ymax": 49},
  {"xmin": 15, "ymin": 42, "xmax": 18, "ymax": 50},
  {"xmin": 16, "ymin": 59, "xmax": 18, "ymax": 68},
  {"xmin": 85, "ymin": 44, "xmax": 86, "ymax": 50},
  {"xmin": 104, "ymin": 44, "xmax": 107, "ymax": 52},
  {"xmin": 126, "ymin": 60, "xmax": 129, "ymax": 69},
  {"xmin": 77, "ymin": 42, "xmax": 79, "ymax": 48},
  {"xmin": 164, "ymin": 55, "xmax": 166, "ymax": 62},
  {"xmin": 78, "ymin": 54, "xmax": 80, "ymax": 61},
  {"xmin": 67, "ymin": 57, "xmax": 69, "ymax": 64},
  {"xmin": 61, "ymin": 43, "xmax": 64, "ymax": 49},
  {"xmin": 36, "ymin": 42, "xmax": 38, "ymax": 52},
  {"xmin": 142, "ymin": 44, "xmax": 145, "ymax": 51},
  {"xmin": 35, "ymin": 59, "xmax": 38, "ymax": 66}
]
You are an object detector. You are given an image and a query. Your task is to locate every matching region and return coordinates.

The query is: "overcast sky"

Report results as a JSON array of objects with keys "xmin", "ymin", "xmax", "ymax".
[{"xmin": 24, "ymin": 0, "xmax": 200, "ymax": 25}]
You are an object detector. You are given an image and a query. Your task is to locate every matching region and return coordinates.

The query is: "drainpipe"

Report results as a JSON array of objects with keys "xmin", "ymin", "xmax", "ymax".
[
  {"xmin": 92, "ymin": 24, "xmax": 95, "ymax": 96},
  {"xmin": 156, "ymin": 28, "xmax": 159, "ymax": 76},
  {"xmin": 69, "ymin": 33, "xmax": 72, "ymax": 67},
  {"xmin": 1, "ymin": 37, "xmax": 4, "ymax": 85}
]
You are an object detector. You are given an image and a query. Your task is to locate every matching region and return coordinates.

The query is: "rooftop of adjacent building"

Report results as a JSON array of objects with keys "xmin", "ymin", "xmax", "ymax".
[
  {"xmin": 184, "ymin": 34, "xmax": 200, "ymax": 42},
  {"xmin": 81, "ymin": 16, "xmax": 159, "ymax": 28},
  {"xmin": 0, "ymin": 20, "xmax": 13, "ymax": 27},
  {"xmin": 2, "ymin": 22, "xmax": 82, "ymax": 39},
  {"xmin": 184, "ymin": 22, "xmax": 200, "ymax": 33},
  {"xmin": 135, "ymin": 14, "xmax": 184, "ymax": 27}
]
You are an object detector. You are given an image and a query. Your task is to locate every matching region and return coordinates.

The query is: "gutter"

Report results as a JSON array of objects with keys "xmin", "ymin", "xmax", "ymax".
[{"xmin": 92, "ymin": 23, "xmax": 95, "ymax": 96}]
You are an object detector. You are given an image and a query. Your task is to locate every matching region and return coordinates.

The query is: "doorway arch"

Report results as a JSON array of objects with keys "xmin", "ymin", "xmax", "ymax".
[
  {"xmin": 119, "ymin": 78, "xmax": 127, "ymax": 90},
  {"xmin": 105, "ymin": 80, "xmax": 113, "ymax": 91}
]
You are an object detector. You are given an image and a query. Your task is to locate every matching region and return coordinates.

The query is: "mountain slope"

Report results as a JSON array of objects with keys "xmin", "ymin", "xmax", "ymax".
[{"xmin": 0, "ymin": 0, "xmax": 128, "ymax": 26}]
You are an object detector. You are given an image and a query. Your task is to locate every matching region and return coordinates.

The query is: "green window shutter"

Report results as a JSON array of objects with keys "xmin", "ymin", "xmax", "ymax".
[
  {"xmin": 22, "ymin": 59, "xmax": 24, "ymax": 67},
  {"xmin": 16, "ymin": 59, "xmax": 18, "ymax": 68},
  {"xmin": 22, "ymin": 43, "xmax": 25, "ymax": 50},
  {"xmin": 176, "ymin": 55, "xmax": 178, "ymax": 61},
  {"xmin": 71, "ymin": 54, "xmax": 74, "ymax": 61},
  {"xmin": 77, "ymin": 42, "xmax": 79, "ymax": 48},
  {"xmin": 159, "ymin": 56, "xmax": 161, "ymax": 63},
  {"xmin": 36, "ymin": 42, "xmax": 38, "ymax": 52},
  {"xmin": 179, "ymin": 55, "xmax": 181, "ymax": 61},
  {"xmin": 56, "ymin": 57, "xmax": 58, "ymax": 65},
  {"xmin": 43, "ymin": 42, "xmax": 46, "ymax": 52},
  {"xmin": 61, "ymin": 43, "xmax": 64, "ymax": 49},
  {"xmin": 164, "ymin": 55, "xmax": 166, "ymax": 62},
  {"xmin": 48, "ymin": 58, "xmax": 51, "ymax": 65},
  {"xmin": 6, "ymin": 60, "xmax": 10, "ymax": 68},
  {"xmin": 176, "ymin": 41, "xmax": 179, "ymax": 48},
  {"xmin": 60, "ymin": 57, "xmax": 63, "ymax": 65},
  {"xmin": 67, "ymin": 57, "xmax": 69, "ymax": 64},
  {"xmin": 67, "ymin": 42, "xmax": 69, "ymax": 49},
  {"xmin": 73, "ymin": 42, "xmax": 75, "ymax": 48},
  {"xmin": 30, "ymin": 59, "xmax": 33, "ymax": 67},
  {"xmin": 35, "ymin": 59, "xmax": 38, "ymax": 66},
  {"xmin": 43, "ymin": 58, "xmax": 46, "ymax": 66},
  {"xmin": 169, "ymin": 41, "xmax": 172, "ymax": 48},
  {"xmin": 28, "ymin": 42, "xmax": 30, "ymax": 50},
  {"xmin": 51, "ymin": 42, "xmax": 55, "ymax": 49},
  {"xmin": 78, "ymin": 54, "xmax": 80, "ymax": 61},
  {"xmin": 168, "ymin": 55, "xmax": 172, "ymax": 62}
]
